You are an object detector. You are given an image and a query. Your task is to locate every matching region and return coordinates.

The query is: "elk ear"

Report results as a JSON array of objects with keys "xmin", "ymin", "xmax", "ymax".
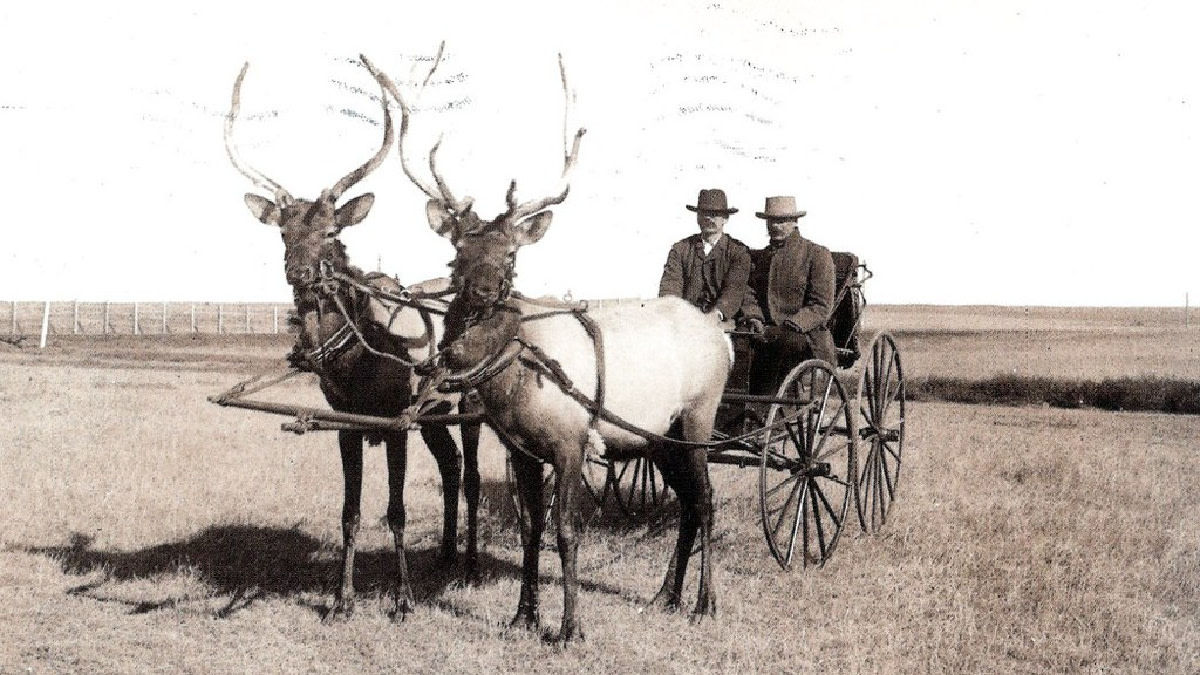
[
  {"xmin": 511, "ymin": 211, "xmax": 553, "ymax": 247},
  {"xmin": 244, "ymin": 194, "xmax": 280, "ymax": 226},
  {"xmin": 335, "ymin": 193, "xmax": 375, "ymax": 230},
  {"xmin": 426, "ymin": 199, "xmax": 458, "ymax": 240}
]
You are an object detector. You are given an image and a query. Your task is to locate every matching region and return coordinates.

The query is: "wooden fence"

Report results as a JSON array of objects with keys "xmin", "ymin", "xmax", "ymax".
[{"xmin": 2, "ymin": 301, "xmax": 296, "ymax": 337}]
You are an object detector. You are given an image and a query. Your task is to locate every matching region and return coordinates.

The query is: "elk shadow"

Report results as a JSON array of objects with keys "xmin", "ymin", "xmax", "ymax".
[{"xmin": 22, "ymin": 525, "xmax": 523, "ymax": 620}]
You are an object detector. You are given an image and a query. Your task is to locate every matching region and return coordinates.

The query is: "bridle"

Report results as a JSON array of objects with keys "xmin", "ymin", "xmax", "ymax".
[{"xmin": 296, "ymin": 260, "xmax": 446, "ymax": 372}]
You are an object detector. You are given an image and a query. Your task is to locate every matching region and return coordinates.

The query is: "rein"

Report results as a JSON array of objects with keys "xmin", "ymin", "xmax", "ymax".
[{"xmin": 308, "ymin": 263, "xmax": 449, "ymax": 370}]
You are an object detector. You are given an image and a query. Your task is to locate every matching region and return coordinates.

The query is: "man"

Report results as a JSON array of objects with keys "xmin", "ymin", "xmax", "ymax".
[
  {"xmin": 738, "ymin": 195, "xmax": 837, "ymax": 394},
  {"xmin": 658, "ymin": 188, "xmax": 753, "ymax": 323}
]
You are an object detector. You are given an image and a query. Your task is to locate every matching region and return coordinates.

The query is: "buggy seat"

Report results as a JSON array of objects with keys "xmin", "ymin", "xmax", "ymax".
[{"xmin": 827, "ymin": 252, "xmax": 864, "ymax": 369}]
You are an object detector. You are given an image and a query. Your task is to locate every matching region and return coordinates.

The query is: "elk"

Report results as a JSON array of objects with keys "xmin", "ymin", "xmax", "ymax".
[
  {"xmin": 379, "ymin": 47, "xmax": 731, "ymax": 642},
  {"xmin": 223, "ymin": 55, "xmax": 482, "ymax": 621}
]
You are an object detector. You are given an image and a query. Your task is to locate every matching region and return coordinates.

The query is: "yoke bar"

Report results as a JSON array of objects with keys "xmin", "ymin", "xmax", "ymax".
[{"xmin": 207, "ymin": 394, "xmax": 485, "ymax": 431}]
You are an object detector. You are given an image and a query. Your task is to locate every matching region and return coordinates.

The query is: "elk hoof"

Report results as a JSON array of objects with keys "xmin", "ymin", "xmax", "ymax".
[
  {"xmin": 389, "ymin": 594, "xmax": 415, "ymax": 623},
  {"xmin": 509, "ymin": 610, "xmax": 540, "ymax": 632},
  {"xmin": 322, "ymin": 599, "xmax": 354, "ymax": 624},
  {"xmin": 648, "ymin": 589, "xmax": 682, "ymax": 613},
  {"xmin": 690, "ymin": 596, "xmax": 717, "ymax": 623},
  {"xmin": 556, "ymin": 619, "xmax": 586, "ymax": 645}
]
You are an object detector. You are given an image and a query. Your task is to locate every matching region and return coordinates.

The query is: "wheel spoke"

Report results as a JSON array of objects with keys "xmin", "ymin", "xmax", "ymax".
[
  {"xmin": 807, "ymin": 482, "xmax": 828, "ymax": 564},
  {"xmin": 771, "ymin": 476, "xmax": 804, "ymax": 540}
]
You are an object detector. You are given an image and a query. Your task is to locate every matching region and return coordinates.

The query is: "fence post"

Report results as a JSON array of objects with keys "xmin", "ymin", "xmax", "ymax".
[
  {"xmin": 39, "ymin": 301, "xmax": 50, "ymax": 348},
  {"xmin": 73, "ymin": 300, "xmax": 80, "ymax": 334},
  {"xmin": 273, "ymin": 306, "xmax": 279, "ymax": 334},
  {"xmin": 217, "ymin": 305, "xmax": 223, "ymax": 334},
  {"xmin": 134, "ymin": 302, "xmax": 140, "ymax": 335},
  {"xmin": 245, "ymin": 304, "xmax": 251, "ymax": 334},
  {"xmin": 11, "ymin": 300, "xmax": 17, "ymax": 335},
  {"xmin": 191, "ymin": 304, "xmax": 197, "ymax": 333},
  {"xmin": 103, "ymin": 301, "xmax": 110, "ymax": 334}
]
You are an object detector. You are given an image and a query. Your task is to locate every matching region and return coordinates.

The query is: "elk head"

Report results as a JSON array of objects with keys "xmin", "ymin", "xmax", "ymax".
[
  {"xmin": 225, "ymin": 55, "xmax": 394, "ymax": 300},
  {"xmin": 375, "ymin": 44, "xmax": 585, "ymax": 316}
]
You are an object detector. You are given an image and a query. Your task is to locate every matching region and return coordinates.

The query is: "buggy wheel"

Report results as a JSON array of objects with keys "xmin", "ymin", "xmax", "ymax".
[
  {"xmin": 856, "ymin": 332, "xmax": 906, "ymax": 533},
  {"xmin": 759, "ymin": 360, "xmax": 856, "ymax": 570},
  {"xmin": 607, "ymin": 457, "xmax": 672, "ymax": 518},
  {"xmin": 504, "ymin": 451, "xmax": 556, "ymax": 548}
]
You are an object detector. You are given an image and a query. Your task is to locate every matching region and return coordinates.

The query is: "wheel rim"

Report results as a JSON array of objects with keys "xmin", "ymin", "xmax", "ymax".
[
  {"xmin": 759, "ymin": 361, "xmax": 855, "ymax": 570},
  {"xmin": 608, "ymin": 456, "xmax": 671, "ymax": 517},
  {"xmin": 856, "ymin": 333, "xmax": 906, "ymax": 533}
]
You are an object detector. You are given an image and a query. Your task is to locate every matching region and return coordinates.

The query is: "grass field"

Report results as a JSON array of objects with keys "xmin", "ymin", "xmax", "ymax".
[{"xmin": 1, "ymin": 307, "xmax": 1197, "ymax": 673}]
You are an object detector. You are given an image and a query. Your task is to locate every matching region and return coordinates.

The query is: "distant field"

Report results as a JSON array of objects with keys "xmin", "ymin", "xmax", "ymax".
[{"xmin": 865, "ymin": 305, "xmax": 1200, "ymax": 381}]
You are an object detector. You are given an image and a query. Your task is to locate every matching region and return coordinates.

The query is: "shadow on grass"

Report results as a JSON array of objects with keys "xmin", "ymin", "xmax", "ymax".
[
  {"xmin": 22, "ymin": 525, "xmax": 519, "ymax": 619},
  {"xmin": 22, "ymin": 511, "xmax": 633, "ymax": 622}
]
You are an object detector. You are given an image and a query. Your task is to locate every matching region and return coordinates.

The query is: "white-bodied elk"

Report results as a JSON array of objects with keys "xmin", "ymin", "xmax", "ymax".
[
  {"xmin": 223, "ymin": 55, "xmax": 482, "ymax": 621},
  {"xmin": 377, "ymin": 46, "xmax": 731, "ymax": 642}
]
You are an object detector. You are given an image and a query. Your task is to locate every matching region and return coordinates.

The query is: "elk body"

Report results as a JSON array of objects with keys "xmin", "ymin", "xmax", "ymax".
[
  {"xmin": 224, "ymin": 56, "xmax": 481, "ymax": 621},
  {"xmin": 380, "ymin": 47, "xmax": 731, "ymax": 642}
]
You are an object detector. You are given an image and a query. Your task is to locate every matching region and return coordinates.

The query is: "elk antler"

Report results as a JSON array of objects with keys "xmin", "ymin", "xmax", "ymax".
[
  {"xmin": 330, "ymin": 55, "xmax": 397, "ymax": 201},
  {"xmin": 504, "ymin": 54, "xmax": 587, "ymax": 223},
  {"xmin": 374, "ymin": 43, "xmax": 473, "ymax": 215},
  {"xmin": 225, "ymin": 63, "xmax": 294, "ymax": 205}
]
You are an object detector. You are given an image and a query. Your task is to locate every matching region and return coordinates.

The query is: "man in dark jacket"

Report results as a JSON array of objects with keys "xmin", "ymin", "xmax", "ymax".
[
  {"xmin": 738, "ymin": 195, "xmax": 838, "ymax": 394},
  {"xmin": 658, "ymin": 188, "xmax": 753, "ymax": 323}
]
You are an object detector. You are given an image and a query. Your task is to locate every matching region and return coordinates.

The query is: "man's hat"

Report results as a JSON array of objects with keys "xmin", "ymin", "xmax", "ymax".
[
  {"xmin": 755, "ymin": 195, "xmax": 807, "ymax": 220},
  {"xmin": 686, "ymin": 188, "xmax": 738, "ymax": 215}
]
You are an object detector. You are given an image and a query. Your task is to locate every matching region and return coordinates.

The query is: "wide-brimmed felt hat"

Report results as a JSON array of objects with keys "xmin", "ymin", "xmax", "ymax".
[
  {"xmin": 755, "ymin": 195, "xmax": 807, "ymax": 220},
  {"xmin": 686, "ymin": 188, "xmax": 738, "ymax": 215}
]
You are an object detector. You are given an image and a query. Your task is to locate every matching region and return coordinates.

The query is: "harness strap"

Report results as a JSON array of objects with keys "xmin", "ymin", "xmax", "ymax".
[{"xmin": 327, "ymin": 290, "xmax": 436, "ymax": 369}]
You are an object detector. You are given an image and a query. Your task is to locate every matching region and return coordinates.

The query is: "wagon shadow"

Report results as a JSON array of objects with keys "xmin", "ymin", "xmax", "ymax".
[{"xmin": 22, "ymin": 525, "xmax": 525, "ymax": 619}]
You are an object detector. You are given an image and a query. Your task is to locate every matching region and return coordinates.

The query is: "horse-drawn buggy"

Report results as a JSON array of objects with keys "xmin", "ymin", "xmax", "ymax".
[
  {"xmin": 211, "ymin": 248, "xmax": 906, "ymax": 572},
  {"xmin": 211, "ymin": 47, "xmax": 905, "ymax": 638},
  {"xmin": 509, "ymin": 251, "xmax": 906, "ymax": 571}
]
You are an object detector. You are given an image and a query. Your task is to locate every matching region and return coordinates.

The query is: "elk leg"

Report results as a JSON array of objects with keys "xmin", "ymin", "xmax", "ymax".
[
  {"xmin": 648, "ymin": 448, "xmax": 690, "ymax": 612},
  {"xmin": 460, "ymin": 418, "xmax": 482, "ymax": 583},
  {"xmin": 688, "ymin": 447, "xmax": 717, "ymax": 621},
  {"xmin": 509, "ymin": 448, "xmax": 544, "ymax": 631},
  {"xmin": 418, "ymin": 420, "xmax": 462, "ymax": 564},
  {"xmin": 554, "ymin": 449, "xmax": 586, "ymax": 643},
  {"xmin": 385, "ymin": 433, "xmax": 415, "ymax": 620},
  {"xmin": 327, "ymin": 430, "xmax": 364, "ymax": 622}
]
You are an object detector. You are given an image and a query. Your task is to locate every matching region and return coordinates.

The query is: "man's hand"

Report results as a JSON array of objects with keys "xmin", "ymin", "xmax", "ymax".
[{"xmin": 741, "ymin": 318, "xmax": 765, "ymax": 334}]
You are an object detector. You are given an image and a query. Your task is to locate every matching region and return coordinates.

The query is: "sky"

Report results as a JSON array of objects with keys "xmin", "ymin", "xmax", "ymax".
[{"xmin": 1, "ymin": 1, "xmax": 1197, "ymax": 306}]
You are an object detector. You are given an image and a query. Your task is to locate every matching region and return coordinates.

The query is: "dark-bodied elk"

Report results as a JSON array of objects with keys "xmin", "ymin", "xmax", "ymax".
[
  {"xmin": 223, "ymin": 55, "xmax": 482, "ymax": 621},
  {"xmin": 379, "ymin": 48, "xmax": 731, "ymax": 642}
]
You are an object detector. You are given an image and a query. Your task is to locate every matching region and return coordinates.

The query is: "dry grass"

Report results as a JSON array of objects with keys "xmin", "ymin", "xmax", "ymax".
[{"xmin": 1, "ymin": 315, "xmax": 1197, "ymax": 674}]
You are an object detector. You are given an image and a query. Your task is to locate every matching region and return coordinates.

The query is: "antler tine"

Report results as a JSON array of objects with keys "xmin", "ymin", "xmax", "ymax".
[
  {"xmin": 507, "ymin": 54, "xmax": 587, "ymax": 222},
  {"xmin": 328, "ymin": 55, "xmax": 396, "ymax": 200},
  {"xmin": 224, "ymin": 62, "xmax": 292, "ymax": 204},
  {"xmin": 376, "ymin": 43, "xmax": 467, "ymax": 212}
]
